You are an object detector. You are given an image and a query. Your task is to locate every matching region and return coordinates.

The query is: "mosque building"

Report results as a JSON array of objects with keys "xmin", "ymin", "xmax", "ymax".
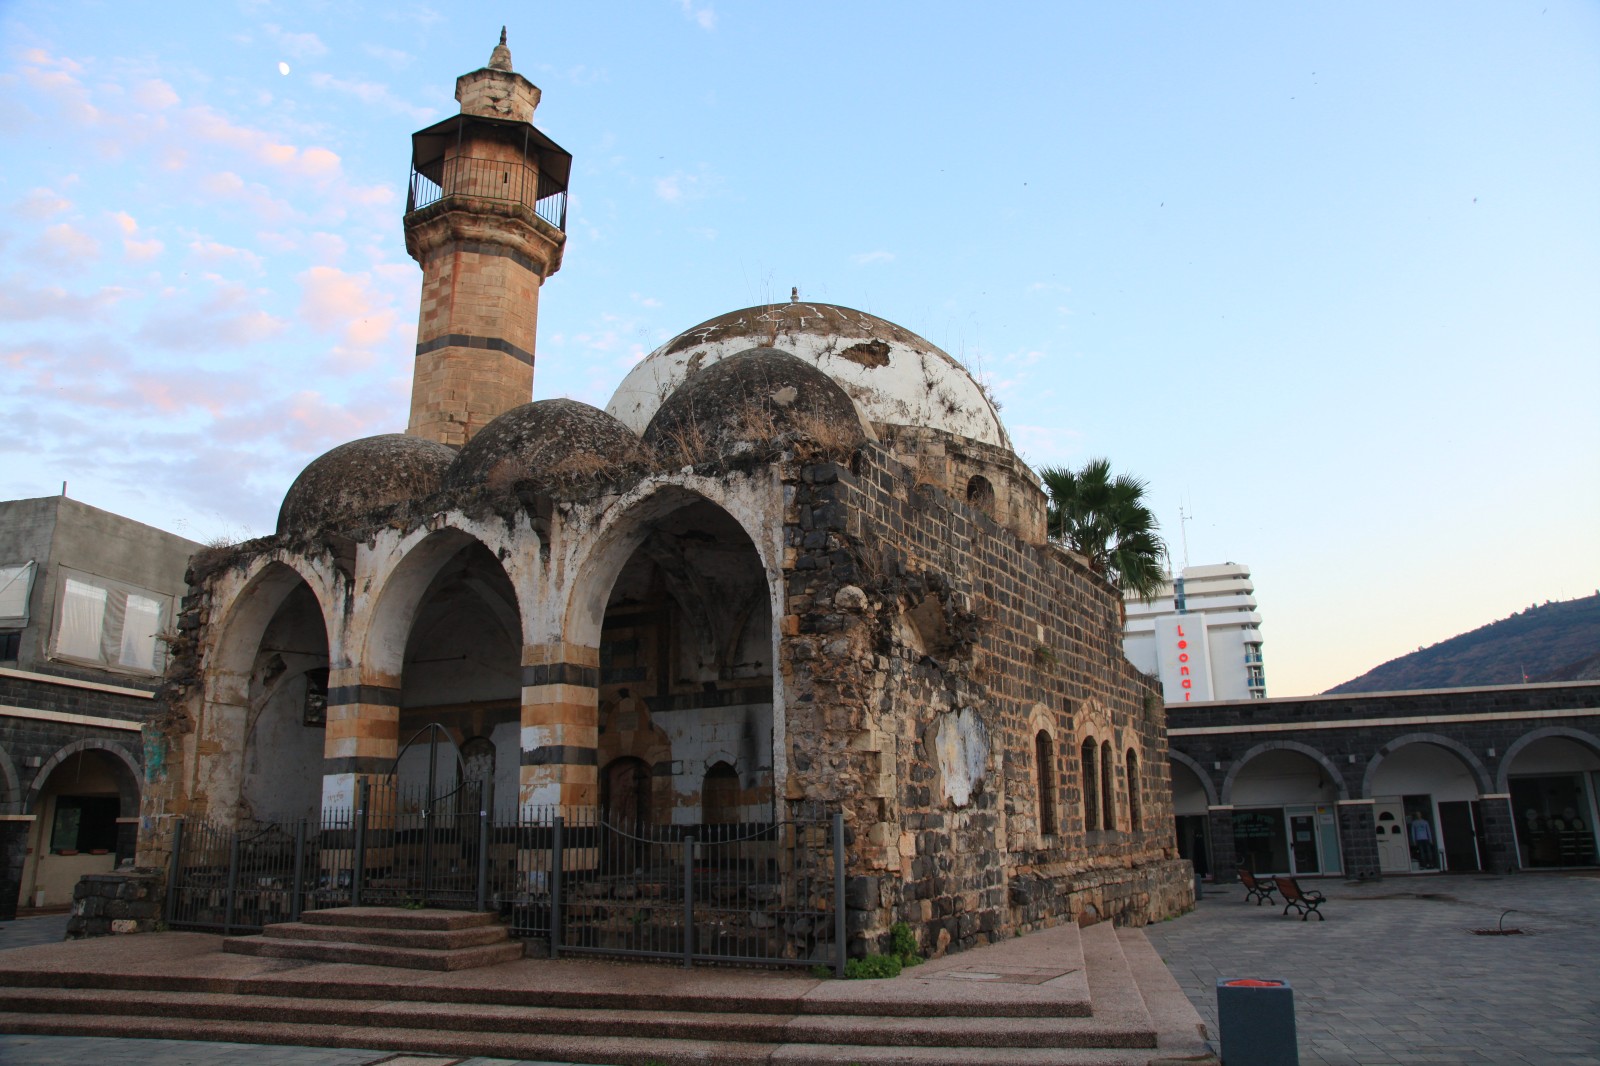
[{"xmin": 140, "ymin": 32, "xmax": 1192, "ymax": 960}]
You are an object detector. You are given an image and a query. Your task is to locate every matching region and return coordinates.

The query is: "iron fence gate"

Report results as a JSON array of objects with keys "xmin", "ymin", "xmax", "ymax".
[{"xmin": 166, "ymin": 787, "xmax": 844, "ymax": 971}]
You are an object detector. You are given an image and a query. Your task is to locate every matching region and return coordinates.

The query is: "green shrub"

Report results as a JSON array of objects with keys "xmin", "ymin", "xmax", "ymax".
[
  {"xmin": 844, "ymin": 953, "xmax": 903, "ymax": 980},
  {"xmin": 889, "ymin": 921, "xmax": 925, "ymax": 967}
]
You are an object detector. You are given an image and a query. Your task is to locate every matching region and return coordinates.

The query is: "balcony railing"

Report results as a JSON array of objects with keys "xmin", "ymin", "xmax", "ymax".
[{"xmin": 408, "ymin": 155, "xmax": 567, "ymax": 232}]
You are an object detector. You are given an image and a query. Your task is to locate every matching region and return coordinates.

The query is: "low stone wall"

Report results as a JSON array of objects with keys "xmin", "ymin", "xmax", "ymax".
[
  {"xmin": 65, "ymin": 869, "xmax": 163, "ymax": 938},
  {"xmin": 1010, "ymin": 857, "xmax": 1195, "ymax": 936}
]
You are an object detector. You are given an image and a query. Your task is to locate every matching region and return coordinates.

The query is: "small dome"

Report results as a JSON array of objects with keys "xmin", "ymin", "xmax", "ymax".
[
  {"xmin": 277, "ymin": 434, "xmax": 456, "ymax": 534},
  {"xmin": 609, "ymin": 302, "xmax": 1009, "ymax": 449},
  {"xmin": 445, "ymin": 398, "xmax": 646, "ymax": 490},
  {"xmin": 643, "ymin": 347, "xmax": 865, "ymax": 463}
]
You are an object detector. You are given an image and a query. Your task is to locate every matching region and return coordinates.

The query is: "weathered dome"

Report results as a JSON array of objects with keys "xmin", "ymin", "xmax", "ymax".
[
  {"xmin": 445, "ymin": 398, "xmax": 646, "ymax": 490},
  {"xmin": 277, "ymin": 434, "xmax": 457, "ymax": 534},
  {"xmin": 609, "ymin": 302, "xmax": 1009, "ymax": 449},
  {"xmin": 643, "ymin": 347, "xmax": 865, "ymax": 463}
]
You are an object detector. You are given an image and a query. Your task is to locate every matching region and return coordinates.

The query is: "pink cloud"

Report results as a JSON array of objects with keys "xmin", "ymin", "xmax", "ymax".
[
  {"xmin": 32, "ymin": 223, "xmax": 101, "ymax": 267},
  {"xmin": 18, "ymin": 188, "xmax": 73, "ymax": 218}
]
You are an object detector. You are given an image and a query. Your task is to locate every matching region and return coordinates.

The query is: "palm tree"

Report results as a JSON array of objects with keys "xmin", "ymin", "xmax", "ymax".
[{"xmin": 1038, "ymin": 458, "xmax": 1169, "ymax": 602}]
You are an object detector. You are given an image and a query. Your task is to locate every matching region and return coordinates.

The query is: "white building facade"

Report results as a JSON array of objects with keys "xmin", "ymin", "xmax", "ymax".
[{"xmin": 1123, "ymin": 563, "xmax": 1266, "ymax": 702}]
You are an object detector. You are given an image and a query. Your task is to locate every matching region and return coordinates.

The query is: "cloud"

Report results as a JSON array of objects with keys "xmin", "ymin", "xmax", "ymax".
[
  {"xmin": 677, "ymin": 0, "xmax": 717, "ymax": 30},
  {"xmin": 188, "ymin": 239, "xmax": 264, "ymax": 272},
  {"xmin": 264, "ymin": 24, "xmax": 328, "ymax": 59},
  {"xmin": 18, "ymin": 188, "xmax": 73, "ymax": 218},
  {"xmin": 132, "ymin": 79, "xmax": 180, "ymax": 110},
  {"xmin": 31, "ymin": 223, "xmax": 101, "ymax": 268},
  {"xmin": 362, "ymin": 44, "xmax": 414, "ymax": 68},
  {"xmin": 134, "ymin": 281, "xmax": 288, "ymax": 351},
  {"xmin": 654, "ymin": 167, "xmax": 719, "ymax": 205},
  {"xmin": 307, "ymin": 73, "xmax": 435, "ymax": 121},
  {"xmin": 111, "ymin": 211, "xmax": 164, "ymax": 261},
  {"xmin": 0, "ymin": 278, "xmax": 129, "ymax": 322},
  {"xmin": 296, "ymin": 265, "xmax": 401, "ymax": 358},
  {"xmin": 852, "ymin": 251, "xmax": 896, "ymax": 265}
]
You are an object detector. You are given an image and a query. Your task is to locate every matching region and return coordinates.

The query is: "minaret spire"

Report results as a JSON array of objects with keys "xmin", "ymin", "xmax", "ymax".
[{"xmin": 489, "ymin": 27, "xmax": 512, "ymax": 71}]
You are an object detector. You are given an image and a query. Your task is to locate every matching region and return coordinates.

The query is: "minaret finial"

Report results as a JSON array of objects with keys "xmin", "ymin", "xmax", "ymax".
[{"xmin": 489, "ymin": 27, "xmax": 513, "ymax": 72}]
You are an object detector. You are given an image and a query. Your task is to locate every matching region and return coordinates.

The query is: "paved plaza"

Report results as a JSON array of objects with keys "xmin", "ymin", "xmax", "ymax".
[
  {"xmin": 1144, "ymin": 871, "xmax": 1600, "ymax": 1066},
  {"xmin": 3, "ymin": 871, "xmax": 1598, "ymax": 1065}
]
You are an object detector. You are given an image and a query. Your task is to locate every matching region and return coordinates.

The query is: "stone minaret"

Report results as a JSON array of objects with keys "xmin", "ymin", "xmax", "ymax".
[{"xmin": 404, "ymin": 29, "xmax": 571, "ymax": 446}]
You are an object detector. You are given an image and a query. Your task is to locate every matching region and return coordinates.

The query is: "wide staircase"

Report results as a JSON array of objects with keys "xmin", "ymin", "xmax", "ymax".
[{"xmin": 0, "ymin": 910, "xmax": 1216, "ymax": 1065}]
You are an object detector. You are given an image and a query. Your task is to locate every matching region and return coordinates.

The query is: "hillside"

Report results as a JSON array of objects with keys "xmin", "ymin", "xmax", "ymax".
[{"xmin": 1326, "ymin": 593, "xmax": 1600, "ymax": 694}]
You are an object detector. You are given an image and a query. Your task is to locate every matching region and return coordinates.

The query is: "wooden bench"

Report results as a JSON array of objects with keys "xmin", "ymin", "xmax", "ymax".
[
  {"xmin": 1236, "ymin": 868, "xmax": 1277, "ymax": 905},
  {"xmin": 1274, "ymin": 875, "xmax": 1326, "ymax": 921}
]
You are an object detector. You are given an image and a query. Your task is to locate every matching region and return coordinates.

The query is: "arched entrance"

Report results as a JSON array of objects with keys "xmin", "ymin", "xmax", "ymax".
[
  {"xmin": 239, "ymin": 579, "xmax": 330, "ymax": 821},
  {"xmin": 1369, "ymin": 741, "xmax": 1486, "ymax": 873},
  {"xmin": 1504, "ymin": 732, "xmax": 1600, "ymax": 868},
  {"xmin": 20, "ymin": 745, "xmax": 139, "ymax": 907},
  {"xmin": 1169, "ymin": 757, "xmax": 1212, "ymax": 877},
  {"xmin": 394, "ymin": 539, "xmax": 522, "ymax": 812},
  {"xmin": 591, "ymin": 493, "xmax": 775, "ymax": 830},
  {"xmin": 1229, "ymin": 748, "xmax": 1342, "ymax": 875}
]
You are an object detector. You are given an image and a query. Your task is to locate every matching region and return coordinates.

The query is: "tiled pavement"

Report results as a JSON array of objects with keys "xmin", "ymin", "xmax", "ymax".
[
  {"xmin": 1144, "ymin": 871, "xmax": 1600, "ymax": 1066},
  {"xmin": 3, "ymin": 871, "xmax": 1598, "ymax": 1065}
]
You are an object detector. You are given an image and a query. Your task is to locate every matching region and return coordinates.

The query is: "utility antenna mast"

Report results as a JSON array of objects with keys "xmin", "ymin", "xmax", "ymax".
[{"xmin": 1178, "ymin": 506, "xmax": 1192, "ymax": 571}]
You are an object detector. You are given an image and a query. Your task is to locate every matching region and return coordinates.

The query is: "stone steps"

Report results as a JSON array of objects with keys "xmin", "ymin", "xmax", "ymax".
[
  {"xmin": 0, "ymin": 987, "xmax": 1156, "ymax": 1048},
  {"xmin": 221, "ymin": 906, "xmax": 525, "ymax": 971},
  {"xmin": 0, "ymin": 918, "xmax": 1217, "ymax": 1065}
]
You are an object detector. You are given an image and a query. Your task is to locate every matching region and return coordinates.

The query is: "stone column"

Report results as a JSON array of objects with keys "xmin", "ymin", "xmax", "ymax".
[
  {"xmin": 320, "ymin": 667, "xmax": 401, "ymax": 811},
  {"xmin": 1206, "ymin": 805, "xmax": 1237, "ymax": 881},
  {"xmin": 520, "ymin": 642, "xmax": 600, "ymax": 808},
  {"xmin": 0, "ymin": 816, "xmax": 33, "ymax": 920},
  {"xmin": 1336, "ymin": 799, "xmax": 1380, "ymax": 880},
  {"xmin": 1476, "ymin": 793, "xmax": 1520, "ymax": 874}
]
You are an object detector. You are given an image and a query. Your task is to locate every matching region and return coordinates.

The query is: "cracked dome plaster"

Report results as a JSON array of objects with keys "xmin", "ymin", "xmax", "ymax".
[{"xmin": 607, "ymin": 303, "xmax": 1010, "ymax": 450}]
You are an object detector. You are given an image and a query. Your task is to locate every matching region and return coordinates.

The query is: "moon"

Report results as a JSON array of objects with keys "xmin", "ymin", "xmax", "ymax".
[{"xmin": 278, "ymin": 62, "xmax": 291, "ymax": 76}]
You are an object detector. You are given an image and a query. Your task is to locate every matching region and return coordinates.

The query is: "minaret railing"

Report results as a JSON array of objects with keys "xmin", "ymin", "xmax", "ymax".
[{"xmin": 407, "ymin": 156, "xmax": 567, "ymax": 231}]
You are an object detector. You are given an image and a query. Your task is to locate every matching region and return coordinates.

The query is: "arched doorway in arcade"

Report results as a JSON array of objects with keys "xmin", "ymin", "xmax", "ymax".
[
  {"xmin": 238, "ymin": 579, "xmax": 330, "ymax": 822},
  {"xmin": 1230, "ymin": 749, "xmax": 1341, "ymax": 876},
  {"xmin": 394, "ymin": 540, "xmax": 522, "ymax": 813},
  {"xmin": 19, "ymin": 747, "xmax": 139, "ymax": 908},
  {"xmin": 593, "ymin": 495, "xmax": 775, "ymax": 832},
  {"xmin": 1169, "ymin": 758, "xmax": 1212, "ymax": 878},
  {"xmin": 1370, "ymin": 742, "xmax": 1484, "ymax": 874},
  {"xmin": 1507, "ymin": 734, "xmax": 1600, "ymax": 869}
]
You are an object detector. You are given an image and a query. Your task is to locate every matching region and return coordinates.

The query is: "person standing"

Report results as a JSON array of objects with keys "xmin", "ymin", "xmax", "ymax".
[{"xmin": 1409, "ymin": 813, "xmax": 1437, "ymax": 869}]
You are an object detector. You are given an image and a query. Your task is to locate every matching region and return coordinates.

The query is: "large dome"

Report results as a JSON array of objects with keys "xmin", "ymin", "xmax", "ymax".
[
  {"xmin": 643, "ymin": 347, "xmax": 865, "ymax": 463},
  {"xmin": 445, "ymin": 398, "xmax": 646, "ymax": 491},
  {"xmin": 607, "ymin": 303, "xmax": 1009, "ymax": 449},
  {"xmin": 278, "ymin": 434, "xmax": 456, "ymax": 534}
]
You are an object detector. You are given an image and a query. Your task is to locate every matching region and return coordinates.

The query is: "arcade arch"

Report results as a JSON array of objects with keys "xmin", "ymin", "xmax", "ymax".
[
  {"xmin": 1226, "ymin": 744, "xmax": 1344, "ymax": 877},
  {"xmin": 1501, "ymin": 729, "xmax": 1600, "ymax": 869},
  {"xmin": 1367, "ymin": 737, "xmax": 1488, "ymax": 874}
]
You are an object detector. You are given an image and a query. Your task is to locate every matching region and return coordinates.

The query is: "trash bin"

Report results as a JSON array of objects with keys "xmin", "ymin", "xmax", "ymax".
[{"xmin": 1216, "ymin": 977, "xmax": 1297, "ymax": 1065}]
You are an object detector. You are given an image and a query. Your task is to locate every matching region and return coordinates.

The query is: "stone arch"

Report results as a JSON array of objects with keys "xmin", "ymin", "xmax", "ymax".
[
  {"xmin": 0, "ymin": 742, "xmax": 20, "ymax": 813},
  {"xmin": 205, "ymin": 556, "xmax": 338, "ymax": 710},
  {"xmin": 25, "ymin": 739, "xmax": 141, "ymax": 814},
  {"xmin": 1167, "ymin": 749, "xmax": 1219, "ymax": 808},
  {"xmin": 560, "ymin": 477, "xmax": 779, "ymax": 651},
  {"xmin": 1222, "ymin": 740, "xmax": 1349, "ymax": 806},
  {"xmin": 362, "ymin": 526, "xmax": 521, "ymax": 685},
  {"xmin": 1496, "ymin": 726, "xmax": 1600, "ymax": 793},
  {"xmin": 1362, "ymin": 732, "xmax": 1493, "ymax": 798}
]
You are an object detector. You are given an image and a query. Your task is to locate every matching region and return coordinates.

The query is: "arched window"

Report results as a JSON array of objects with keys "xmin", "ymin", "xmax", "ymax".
[
  {"xmin": 966, "ymin": 475, "xmax": 995, "ymax": 514},
  {"xmin": 1035, "ymin": 731, "xmax": 1056, "ymax": 836},
  {"xmin": 1101, "ymin": 740, "xmax": 1115, "ymax": 831},
  {"xmin": 1081, "ymin": 738, "xmax": 1099, "ymax": 831},
  {"xmin": 702, "ymin": 761, "xmax": 740, "ymax": 834},
  {"xmin": 1127, "ymin": 748, "xmax": 1142, "ymax": 832}
]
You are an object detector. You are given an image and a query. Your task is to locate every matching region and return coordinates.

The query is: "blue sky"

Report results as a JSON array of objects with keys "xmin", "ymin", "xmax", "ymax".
[{"xmin": 1, "ymin": 1, "xmax": 1596, "ymax": 696}]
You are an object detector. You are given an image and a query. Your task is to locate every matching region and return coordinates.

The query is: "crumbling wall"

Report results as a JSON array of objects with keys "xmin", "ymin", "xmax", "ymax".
[{"xmin": 778, "ymin": 444, "xmax": 1191, "ymax": 959}]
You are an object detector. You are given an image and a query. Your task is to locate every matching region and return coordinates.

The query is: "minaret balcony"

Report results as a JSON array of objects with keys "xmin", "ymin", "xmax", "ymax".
[{"xmin": 407, "ymin": 154, "xmax": 567, "ymax": 232}]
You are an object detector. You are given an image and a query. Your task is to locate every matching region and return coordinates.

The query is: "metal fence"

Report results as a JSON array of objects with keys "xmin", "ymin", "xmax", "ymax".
[
  {"xmin": 166, "ymin": 785, "xmax": 844, "ymax": 971},
  {"xmin": 407, "ymin": 155, "xmax": 568, "ymax": 231}
]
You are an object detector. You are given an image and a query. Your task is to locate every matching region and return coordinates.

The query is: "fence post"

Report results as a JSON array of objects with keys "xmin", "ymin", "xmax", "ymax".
[
  {"xmin": 549, "ymin": 813, "xmax": 564, "ymax": 959},
  {"xmin": 833, "ymin": 811, "xmax": 846, "ymax": 978},
  {"xmin": 223, "ymin": 830, "xmax": 241, "ymax": 936},
  {"xmin": 352, "ymin": 779, "xmax": 368, "ymax": 909},
  {"xmin": 476, "ymin": 780, "xmax": 491, "ymax": 913},
  {"xmin": 683, "ymin": 834, "xmax": 696, "ymax": 970},
  {"xmin": 163, "ymin": 818, "xmax": 185, "ymax": 926},
  {"xmin": 290, "ymin": 819, "xmax": 307, "ymax": 922}
]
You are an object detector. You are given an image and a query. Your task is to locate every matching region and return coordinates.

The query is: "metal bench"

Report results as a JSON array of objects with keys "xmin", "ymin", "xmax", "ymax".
[
  {"xmin": 1237, "ymin": 867, "xmax": 1277, "ymax": 906},
  {"xmin": 1274, "ymin": 875, "xmax": 1326, "ymax": 921}
]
